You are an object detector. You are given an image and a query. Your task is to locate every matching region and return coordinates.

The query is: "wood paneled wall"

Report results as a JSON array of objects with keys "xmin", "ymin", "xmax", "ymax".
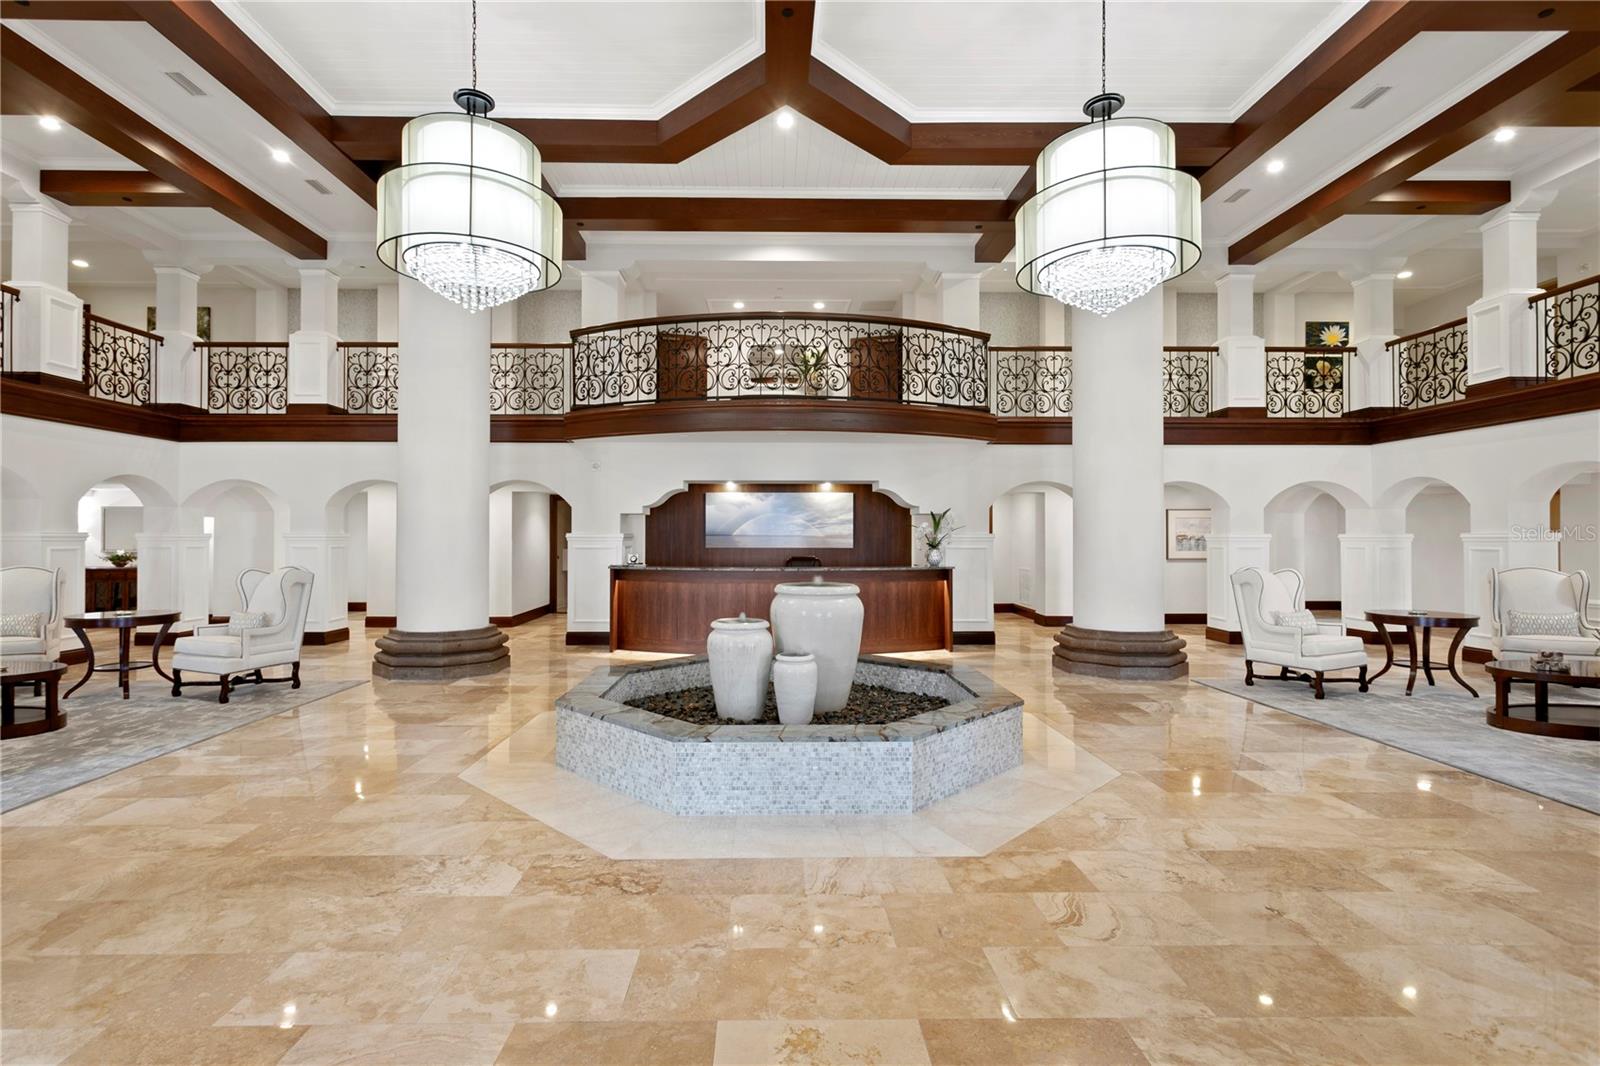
[{"xmin": 645, "ymin": 482, "xmax": 911, "ymax": 568}]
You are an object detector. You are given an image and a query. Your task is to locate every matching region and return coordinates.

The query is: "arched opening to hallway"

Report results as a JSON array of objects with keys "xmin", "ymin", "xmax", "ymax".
[
  {"xmin": 1554, "ymin": 471, "xmax": 1599, "ymax": 595},
  {"xmin": 77, "ymin": 481, "xmax": 144, "ymax": 610},
  {"xmin": 1266, "ymin": 485, "xmax": 1349, "ymax": 611},
  {"xmin": 990, "ymin": 482, "xmax": 1072, "ymax": 627},
  {"xmin": 489, "ymin": 481, "xmax": 562, "ymax": 627},
  {"xmin": 1404, "ymin": 481, "xmax": 1472, "ymax": 612},
  {"xmin": 200, "ymin": 484, "xmax": 284, "ymax": 618}
]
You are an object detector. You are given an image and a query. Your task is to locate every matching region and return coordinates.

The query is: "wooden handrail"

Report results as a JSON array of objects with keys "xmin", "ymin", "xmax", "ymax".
[
  {"xmin": 0, "ymin": 283, "xmax": 20, "ymax": 299},
  {"xmin": 491, "ymin": 342, "xmax": 572, "ymax": 349},
  {"xmin": 1163, "ymin": 345, "xmax": 1219, "ymax": 352},
  {"xmin": 1265, "ymin": 345, "xmax": 1353, "ymax": 354},
  {"xmin": 1386, "ymin": 317, "xmax": 1468, "ymax": 349},
  {"xmin": 84, "ymin": 311, "xmax": 162, "ymax": 343},
  {"xmin": 337, "ymin": 340, "xmax": 397, "ymax": 348},
  {"xmin": 193, "ymin": 341, "xmax": 289, "ymax": 348},
  {"xmin": 1530, "ymin": 273, "xmax": 1600, "ymax": 305},
  {"xmin": 991, "ymin": 345, "xmax": 1072, "ymax": 352},
  {"xmin": 569, "ymin": 310, "xmax": 991, "ymax": 342}
]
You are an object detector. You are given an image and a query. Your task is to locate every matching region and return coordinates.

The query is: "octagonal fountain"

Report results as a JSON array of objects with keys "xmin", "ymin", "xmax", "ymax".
[{"xmin": 555, "ymin": 656, "xmax": 1023, "ymax": 815}]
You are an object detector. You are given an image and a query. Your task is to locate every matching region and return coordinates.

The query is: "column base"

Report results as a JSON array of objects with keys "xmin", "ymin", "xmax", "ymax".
[
  {"xmin": 1053, "ymin": 624, "xmax": 1189, "ymax": 680},
  {"xmin": 372, "ymin": 625, "xmax": 509, "ymax": 680}
]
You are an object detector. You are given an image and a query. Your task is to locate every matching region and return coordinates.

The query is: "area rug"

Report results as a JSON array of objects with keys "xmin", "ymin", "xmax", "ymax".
[
  {"xmin": 1196, "ymin": 675, "xmax": 1600, "ymax": 815},
  {"xmin": 0, "ymin": 678, "xmax": 363, "ymax": 812}
]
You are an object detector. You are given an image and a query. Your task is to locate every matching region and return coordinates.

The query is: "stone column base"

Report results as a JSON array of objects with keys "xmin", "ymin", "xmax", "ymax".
[
  {"xmin": 1053, "ymin": 624, "xmax": 1189, "ymax": 681},
  {"xmin": 373, "ymin": 626, "xmax": 510, "ymax": 680}
]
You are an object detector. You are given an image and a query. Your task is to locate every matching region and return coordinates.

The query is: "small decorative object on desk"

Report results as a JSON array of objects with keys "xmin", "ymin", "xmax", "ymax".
[
  {"xmin": 1533, "ymin": 651, "xmax": 1571, "ymax": 673},
  {"xmin": 772, "ymin": 651, "xmax": 818, "ymax": 725},
  {"xmin": 627, "ymin": 553, "xmax": 639, "ymax": 565},
  {"xmin": 101, "ymin": 549, "xmax": 137, "ymax": 568},
  {"xmin": 919, "ymin": 508, "xmax": 960, "ymax": 568}
]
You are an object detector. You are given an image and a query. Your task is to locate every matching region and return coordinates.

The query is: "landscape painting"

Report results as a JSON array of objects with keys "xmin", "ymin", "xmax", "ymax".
[
  {"xmin": 1166, "ymin": 508, "xmax": 1212, "ymax": 560},
  {"xmin": 705, "ymin": 491, "xmax": 854, "ymax": 549}
]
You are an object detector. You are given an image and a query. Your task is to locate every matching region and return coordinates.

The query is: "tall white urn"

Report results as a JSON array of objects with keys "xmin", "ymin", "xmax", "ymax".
[
  {"xmin": 707, "ymin": 614, "xmax": 772, "ymax": 721},
  {"xmin": 770, "ymin": 579, "xmax": 862, "ymax": 713}
]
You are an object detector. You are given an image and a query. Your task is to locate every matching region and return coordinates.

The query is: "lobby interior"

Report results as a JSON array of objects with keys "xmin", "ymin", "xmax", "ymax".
[{"xmin": 1, "ymin": 2, "xmax": 1598, "ymax": 1064}]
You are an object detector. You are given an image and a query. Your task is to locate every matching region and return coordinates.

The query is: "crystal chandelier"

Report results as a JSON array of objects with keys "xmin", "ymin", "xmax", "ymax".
[
  {"xmin": 1015, "ymin": 0, "xmax": 1200, "ymax": 316},
  {"xmin": 375, "ymin": 0, "xmax": 561, "ymax": 311}
]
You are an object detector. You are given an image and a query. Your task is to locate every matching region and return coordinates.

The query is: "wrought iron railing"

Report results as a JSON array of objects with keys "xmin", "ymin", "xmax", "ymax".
[
  {"xmin": 83, "ymin": 308, "xmax": 158, "ymax": 405},
  {"xmin": 1265, "ymin": 346, "xmax": 1348, "ymax": 418},
  {"xmin": 340, "ymin": 342, "xmax": 398, "ymax": 414},
  {"xmin": 201, "ymin": 343, "xmax": 288, "ymax": 413},
  {"xmin": 490, "ymin": 343, "xmax": 569, "ymax": 414},
  {"xmin": 1532, "ymin": 275, "xmax": 1598, "ymax": 382},
  {"xmin": 993, "ymin": 346, "xmax": 1072, "ymax": 416},
  {"xmin": 570, "ymin": 312, "xmax": 989, "ymax": 410},
  {"xmin": 1162, "ymin": 346, "xmax": 1214, "ymax": 417},
  {"xmin": 1389, "ymin": 319, "xmax": 1467, "ymax": 410},
  {"xmin": 0, "ymin": 284, "xmax": 17, "ymax": 372}
]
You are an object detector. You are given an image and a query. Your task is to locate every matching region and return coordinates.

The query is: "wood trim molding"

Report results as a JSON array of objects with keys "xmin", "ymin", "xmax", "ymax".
[
  {"xmin": 362, "ymin": 615, "xmax": 397, "ymax": 629},
  {"xmin": 303, "ymin": 628, "xmax": 349, "ymax": 646},
  {"xmin": 1205, "ymin": 627, "xmax": 1244, "ymax": 645},
  {"xmin": 953, "ymin": 631, "xmax": 996, "ymax": 645},
  {"xmin": 565, "ymin": 631, "xmax": 610, "ymax": 646},
  {"xmin": 347, "ymin": 601, "xmax": 367, "ymax": 612},
  {"xmin": 994, "ymin": 603, "xmax": 1071, "ymax": 627},
  {"xmin": 489, "ymin": 604, "xmax": 552, "ymax": 628}
]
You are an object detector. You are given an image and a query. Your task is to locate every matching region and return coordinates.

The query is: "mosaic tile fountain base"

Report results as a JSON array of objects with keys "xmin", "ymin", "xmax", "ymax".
[{"xmin": 555, "ymin": 656, "xmax": 1023, "ymax": 815}]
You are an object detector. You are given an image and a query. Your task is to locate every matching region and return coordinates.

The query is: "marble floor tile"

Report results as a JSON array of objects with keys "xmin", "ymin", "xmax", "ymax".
[{"xmin": 712, "ymin": 1019, "xmax": 930, "ymax": 1065}]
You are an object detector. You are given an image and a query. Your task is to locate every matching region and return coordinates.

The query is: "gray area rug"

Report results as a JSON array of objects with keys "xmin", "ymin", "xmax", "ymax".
[
  {"xmin": 1196, "ymin": 674, "xmax": 1600, "ymax": 815},
  {"xmin": 0, "ymin": 677, "xmax": 363, "ymax": 812}
]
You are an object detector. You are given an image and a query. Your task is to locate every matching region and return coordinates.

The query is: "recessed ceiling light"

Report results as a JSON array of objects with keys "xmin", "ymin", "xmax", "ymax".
[
  {"xmin": 1265, "ymin": 159, "xmax": 1286, "ymax": 175},
  {"xmin": 732, "ymin": 300, "xmax": 745, "ymax": 310},
  {"xmin": 270, "ymin": 147, "xmax": 292, "ymax": 164},
  {"xmin": 1493, "ymin": 127, "xmax": 1516, "ymax": 143},
  {"xmin": 819, "ymin": 482, "xmax": 833, "ymax": 491},
  {"xmin": 724, "ymin": 481, "xmax": 737, "ymax": 490},
  {"xmin": 812, "ymin": 300, "xmax": 825, "ymax": 310},
  {"xmin": 37, "ymin": 115, "xmax": 62, "ymax": 132},
  {"xmin": 70, "ymin": 258, "xmax": 89, "ymax": 269},
  {"xmin": 1397, "ymin": 270, "xmax": 1414, "ymax": 280},
  {"xmin": 775, "ymin": 108, "xmax": 796, "ymax": 130}
]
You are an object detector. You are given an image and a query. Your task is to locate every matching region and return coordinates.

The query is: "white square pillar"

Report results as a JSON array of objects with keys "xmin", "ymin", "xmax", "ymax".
[
  {"xmin": 1468, "ymin": 208, "xmax": 1544, "ymax": 388},
  {"xmin": 282, "ymin": 533, "xmax": 350, "ymax": 640},
  {"xmin": 1264, "ymin": 291, "xmax": 1296, "ymax": 346},
  {"xmin": 944, "ymin": 531, "xmax": 995, "ymax": 638},
  {"xmin": 7, "ymin": 199, "xmax": 84, "ymax": 382},
  {"xmin": 254, "ymin": 286, "xmax": 289, "ymax": 342},
  {"xmin": 941, "ymin": 274, "xmax": 982, "ymax": 331},
  {"xmin": 135, "ymin": 532, "xmax": 212, "ymax": 633},
  {"xmin": 153, "ymin": 266, "xmax": 205, "ymax": 408},
  {"xmin": 1349, "ymin": 273, "xmax": 1398, "ymax": 410},
  {"xmin": 1215, "ymin": 272, "xmax": 1265, "ymax": 411},
  {"xmin": 565, "ymin": 533, "xmax": 624, "ymax": 638},
  {"xmin": 580, "ymin": 270, "xmax": 626, "ymax": 326},
  {"xmin": 289, "ymin": 266, "xmax": 342, "ymax": 409},
  {"xmin": 1339, "ymin": 533, "xmax": 1413, "ymax": 634},
  {"xmin": 1206, "ymin": 533, "xmax": 1272, "ymax": 637}
]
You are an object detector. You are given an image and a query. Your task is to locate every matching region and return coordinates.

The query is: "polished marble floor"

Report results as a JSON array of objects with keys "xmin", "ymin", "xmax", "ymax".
[{"xmin": 2, "ymin": 616, "xmax": 1595, "ymax": 1065}]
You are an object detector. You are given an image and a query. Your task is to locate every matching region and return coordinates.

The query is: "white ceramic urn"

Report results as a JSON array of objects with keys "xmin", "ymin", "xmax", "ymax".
[
  {"xmin": 770, "ymin": 579, "xmax": 862, "ymax": 714},
  {"xmin": 772, "ymin": 652, "xmax": 818, "ymax": 725},
  {"xmin": 706, "ymin": 613, "xmax": 772, "ymax": 721}
]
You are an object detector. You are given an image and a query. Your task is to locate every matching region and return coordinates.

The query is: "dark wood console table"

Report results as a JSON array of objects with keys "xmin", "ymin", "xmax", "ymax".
[{"xmin": 609, "ymin": 566, "xmax": 952, "ymax": 654}]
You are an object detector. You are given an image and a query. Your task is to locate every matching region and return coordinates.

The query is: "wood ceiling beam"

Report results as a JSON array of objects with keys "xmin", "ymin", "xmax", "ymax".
[
  {"xmin": 973, "ymin": 169, "xmax": 1036, "ymax": 264},
  {"xmin": 39, "ymin": 169, "xmax": 207, "ymax": 207},
  {"xmin": 0, "ymin": 26, "xmax": 327, "ymax": 258},
  {"xmin": 1348, "ymin": 180, "xmax": 1512, "ymax": 216},
  {"xmin": 1229, "ymin": 34, "xmax": 1600, "ymax": 265},
  {"xmin": 561, "ymin": 196, "xmax": 1012, "ymax": 235},
  {"xmin": 0, "ymin": 1, "xmax": 138, "ymax": 18}
]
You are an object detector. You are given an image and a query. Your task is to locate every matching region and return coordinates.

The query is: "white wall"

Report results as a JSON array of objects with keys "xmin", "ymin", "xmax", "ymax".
[
  {"xmin": 1303, "ymin": 493, "xmax": 1345, "ymax": 602},
  {"xmin": 514, "ymin": 491, "xmax": 551, "ymax": 614},
  {"xmin": 1295, "ymin": 292, "xmax": 1355, "ymax": 345},
  {"xmin": 517, "ymin": 290, "xmax": 581, "ymax": 343},
  {"xmin": 1399, "ymin": 280, "xmax": 1476, "ymax": 335},
  {"xmin": 72, "ymin": 284, "xmax": 257, "ymax": 340},
  {"xmin": 77, "ymin": 483, "xmax": 143, "ymax": 564},
  {"xmin": 991, "ymin": 485, "xmax": 1071, "ymax": 618},
  {"xmin": 1558, "ymin": 475, "xmax": 1600, "ymax": 614},
  {"xmin": 345, "ymin": 490, "xmax": 368, "ymax": 602},
  {"xmin": 979, "ymin": 292, "xmax": 1042, "ymax": 347},
  {"xmin": 365, "ymin": 483, "xmax": 397, "ymax": 616},
  {"xmin": 207, "ymin": 486, "xmax": 278, "ymax": 614},
  {"xmin": 1163, "ymin": 484, "xmax": 1210, "ymax": 614},
  {"xmin": 1407, "ymin": 485, "xmax": 1471, "ymax": 611}
]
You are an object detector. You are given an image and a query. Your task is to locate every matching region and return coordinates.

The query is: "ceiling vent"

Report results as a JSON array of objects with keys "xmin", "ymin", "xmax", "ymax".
[
  {"xmin": 164, "ymin": 71, "xmax": 206, "ymax": 97},
  {"xmin": 1224, "ymin": 187, "xmax": 1251, "ymax": 204},
  {"xmin": 1350, "ymin": 85, "xmax": 1392, "ymax": 110},
  {"xmin": 305, "ymin": 179, "xmax": 332, "ymax": 195}
]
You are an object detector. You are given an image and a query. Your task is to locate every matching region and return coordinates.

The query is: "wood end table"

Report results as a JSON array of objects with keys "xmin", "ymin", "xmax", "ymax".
[
  {"xmin": 1364, "ymin": 610, "xmax": 1480, "ymax": 697},
  {"xmin": 1, "ymin": 658, "xmax": 69, "ymax": 738},
  {"xmin": 63, "ymin": 610, "xmax": 182, "ymax": 700},
  {"xmin": 1485, "ymin": 656, "xmax": 1600, "ymax": 741}
]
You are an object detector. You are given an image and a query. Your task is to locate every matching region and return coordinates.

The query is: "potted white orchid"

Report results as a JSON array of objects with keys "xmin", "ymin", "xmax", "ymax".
[{"xmin": 919, "ymin": 509, "xmax": 960, "ymax": 568}]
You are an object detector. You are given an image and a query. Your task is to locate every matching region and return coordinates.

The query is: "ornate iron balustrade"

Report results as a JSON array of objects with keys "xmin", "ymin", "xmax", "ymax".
[
  {"xmin": 570, "ymin": 313, "xmax": 988, "ymax": 410},
  {"xmin": 82, "ymin": 309, "xmax": 158, "ymax": 405},
  {"xmin": 1265, "ymin": 346, "xmax": 1348, "ymax": 418},
  {"xmin": 993, "ymin": 346, "xmax": 1072, "ymax": 416},
  {"xmin": 490, "ymin": 343, "xmax": 569, "ymax": 414},
  {"xmin": 1162, "ymin": 346, "xmax": 1214, "ymax": 417},
  {"xmin": 0, "ymin": 284, "xmax": 17, "ymax": 372},
  {"xmin": 1389, "ymin": 319, "xmax": 1467, "ymax": 410},
  {"xmin": 340, "ymin": 342, "xmax": 398, "ymax": 414},
  {"xmin": 1532, "ymin": 274, "xmax": 1598, "ymax": 381},
  {"xmin": 201, "ymin": 343, "xmax": 288, "ymax": 413}
]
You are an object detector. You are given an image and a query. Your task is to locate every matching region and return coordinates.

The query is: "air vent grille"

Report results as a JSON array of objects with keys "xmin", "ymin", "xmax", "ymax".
[
  {"xmin": 1351, "ymin": 85, "xmax": 1392, "ymax": 110},
  {"xmin": 164, "ymin": 71, "xmax": 206, "ymax": 97},
  {"xmin": 305, "ymin": 179, "xmax": 331, "ymax": 195},
  {"xmin": 1224, "ymin": 188, "xmax": 1251, "ymax": 204}
]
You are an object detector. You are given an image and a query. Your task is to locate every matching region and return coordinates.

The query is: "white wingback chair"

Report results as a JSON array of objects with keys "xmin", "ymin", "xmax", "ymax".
[
  {"xmin": 1231, "ymin": 566, "xmax": 1369, "ymax": 699},
  {"xmin": 0, "ymin": 566, "xmax": 60, "ymax": 659},
  {"xmin": 1487, "ymin": 567, "xmax": 1600, "ymax": 658},
  {"xmin": 170, "ymin": 567, "xmax": 313, "ymax": 703}
]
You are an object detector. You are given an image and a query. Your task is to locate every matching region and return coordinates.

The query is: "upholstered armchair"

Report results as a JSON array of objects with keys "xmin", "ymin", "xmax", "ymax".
[
  {"xmin": 1487, "ymin": 567, "xmax": 1600, "ymax": 658},
  {"xmin": 0, "ymin": 565, "xmax": 60, "ymax": 660},
  {"xmin": 171, "ymin": 567, "xmax": 313, "ymax": 703},
  {"xmin": 1230, "ymin": 566, "xmax": 1369, "ymax": 698}
]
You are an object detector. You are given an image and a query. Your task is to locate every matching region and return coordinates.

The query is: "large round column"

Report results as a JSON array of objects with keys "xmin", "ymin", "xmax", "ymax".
[
  {"xmin": 1055, "ymin": 287, "xmax": 1187, "ymax": 679},
  {"xmin": 373, "ymin": 277, "xmax": 509, "ymax": 679}
]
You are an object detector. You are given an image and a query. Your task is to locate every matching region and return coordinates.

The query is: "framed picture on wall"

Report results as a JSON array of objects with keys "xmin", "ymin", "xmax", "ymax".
[
  {"xmin": 1304, "ymin": 321, "xmax": 1349, "ymax": 348},
  {"xmin": 147, "ymin": 306, "xmax": 212, "ymax": 340},
  {"xmin": 1166, "ymin": 508, "xmax": 1211, "ymax": 560}
]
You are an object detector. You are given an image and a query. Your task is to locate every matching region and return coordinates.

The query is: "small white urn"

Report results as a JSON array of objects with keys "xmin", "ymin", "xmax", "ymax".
[
  {"xmin": 770, "ymin": 578, "xmax": 863, "ymax": 714},
  {"xmin": 707, "ymin": 613, "xmax": 772, "ymax": 721},
  {"xmin": 772, "ymin": 652, "xmax": 818, "ymax": 725}
]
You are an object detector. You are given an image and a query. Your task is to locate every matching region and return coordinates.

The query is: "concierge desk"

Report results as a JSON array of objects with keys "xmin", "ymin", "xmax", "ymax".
[{"xmin": 609, "ymin": 566, "xmax": 953, "ymax": 654}]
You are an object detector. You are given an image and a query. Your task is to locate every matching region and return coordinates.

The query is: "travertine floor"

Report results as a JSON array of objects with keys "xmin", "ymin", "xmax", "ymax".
[{"xmin": 3, "ymin": 616, "xmax": 1595, "ymax": 1065}]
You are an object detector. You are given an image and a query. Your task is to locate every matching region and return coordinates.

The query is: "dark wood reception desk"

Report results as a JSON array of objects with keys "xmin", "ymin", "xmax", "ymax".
[{"xmin": 609, "ymin": 566, "xmax": 953, "ymax": 654}]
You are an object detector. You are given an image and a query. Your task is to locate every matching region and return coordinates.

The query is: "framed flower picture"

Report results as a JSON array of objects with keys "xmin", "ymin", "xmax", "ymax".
[
  {"xmin": 1166, "ymin": 509, "xmax": 1211, "ymax": 561},
  {"xmin": 1305, "ymin": 321, "xmax": 1349, "ymax": 348}
]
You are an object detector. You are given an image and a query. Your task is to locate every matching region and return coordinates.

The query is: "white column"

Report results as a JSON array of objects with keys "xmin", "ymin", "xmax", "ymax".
[
  {"xmin": 254, "ymin": 286, "xmax": 289, "ymax": 342},
  {"xmin": 489, "ymin": 303, "xmax": 518, "ymax": 343},
  {"xmin": 282, "ymin": 533, "xmax": 349, "ymax": 640},
  {"xmin": 1206, "ymin": 532, "xmax": 1272, "ymax": 638},
  {"xmin": 1468, "ymin": 206, "xmax": 1544, "ymax": 387},
  {"xmin": 1162, "ymin": 287, "xmax": 1178, "ymax": 345},
  {"xmin": 1059, "ymin": 288, "xmax": 1186, "ymax": 677},
  {"xmin": 153, "ymin": 266, "xmax": 206, "ymax": 408},
  {"xmin": 941, "ymin": 274, "xmax": 982, "ymax": 331},
  {"xmin": 1038, "ymin": 296, "xmax": 1068, "ymax": 347},
  {"xmin": 135, "ymin": 532, "xmax": 212, "ymax": 632},
  {"xmin": 6, "ymin": 198, "xmax": 83, "ymax": 382},
  {"xmin": 1215, "ymin": 272, "xmax": 1265, "ymax": 411},
  {"xmin": 565, "ymin": 533, "xmax": 624, "ymax": 637},
  {"xmin": 900, "ymin": 273, "xmax": 943, "ymax": 322},
  {"xmin": 1349, "ymin": 273, "xmax": 1398, "ymax": 409},
  {"xmin": 376, "ymin": 284, "xmax": 400, "ymax": 340},
  {"xmin": 580, "ymin": 270, "xmax": 626, "ymax": 326},
  {"xmin": 943, "ymin": 530, "xmax": 994, "ymax": 637},
  {"xmin": 288, "ymin": 267, "xmax": 342, "ymax": 409}
]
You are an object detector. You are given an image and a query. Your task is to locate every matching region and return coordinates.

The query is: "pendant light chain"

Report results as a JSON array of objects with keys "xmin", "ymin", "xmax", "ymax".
[
  {"xmin": 470, "ymin": 0, "xmax": 479, "ymax": 91},
  {"xmin": 1100, "ymin": 0, "xmax": 1107, "ymax": 97}
]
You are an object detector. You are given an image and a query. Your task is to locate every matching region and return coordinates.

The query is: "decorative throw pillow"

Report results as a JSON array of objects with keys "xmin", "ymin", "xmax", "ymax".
[
  {"xmin": 226, "ymin": 611, "xmax": 269, "ymax": 636},
  {"xmin": 0, "ymin": 612, "xmax": 43, "ymax": 638},
  {"xmin": 1505, "ymin": 609, "xmax": 1583, "ymax": 638},
  {"xmin": 1271, "ymin": 608, "xmax": 1321, "ymax": 634}
]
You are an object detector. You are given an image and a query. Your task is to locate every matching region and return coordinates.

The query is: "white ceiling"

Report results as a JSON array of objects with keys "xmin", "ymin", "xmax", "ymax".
[{"xmin": 0, "ymin": 116, "xmax": 133, "ymax": 171}]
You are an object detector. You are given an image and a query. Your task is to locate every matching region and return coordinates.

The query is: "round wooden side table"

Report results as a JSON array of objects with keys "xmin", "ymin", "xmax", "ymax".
[
  {"xmin": 1, "ymin": 658, "xmax": 69, "ymax": 738},
  {"xmin": 63, "ymin": 610, "xmax": 182, "ymax": 700},
  {"xmin": 1485, "ymin": 656, "xmax": 1600, "ymax": 741},
  {"xmin": 1364, "ymin": 609, "xmax": 1480, "ymax": 697}
]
